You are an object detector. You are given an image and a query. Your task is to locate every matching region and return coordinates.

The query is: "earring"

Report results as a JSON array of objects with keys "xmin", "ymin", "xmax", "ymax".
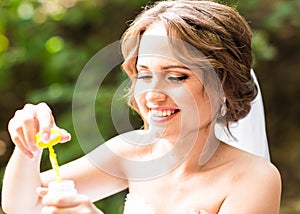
[{"xmin": 220, "ymin": 97, "xmax": 227, "ymax": 117}]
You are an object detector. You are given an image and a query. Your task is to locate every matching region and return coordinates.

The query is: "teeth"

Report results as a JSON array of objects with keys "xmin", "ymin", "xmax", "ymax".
[{"xmin": 151, "ymin": 109, "xmax": 176, "ymax": 117}]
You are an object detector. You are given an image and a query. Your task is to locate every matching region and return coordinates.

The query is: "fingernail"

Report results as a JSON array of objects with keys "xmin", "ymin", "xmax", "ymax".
[
  {"xmin": 31, "ymin": 143, "xmax": 38, "ymax": 152},
  {"xmin": 31, "ymin": 147, "xmax": 38, "ymax": 156},
  {"xmin": 27, "ymin": 152, "xmax": 34, "ymax": 159},
  {"xmin": 32, "ymin": 150, "xmax": 38, "ymax": 157},
  {"xmin": 42, "ymin": 132, "xmax": 49, "ymax": 142}
]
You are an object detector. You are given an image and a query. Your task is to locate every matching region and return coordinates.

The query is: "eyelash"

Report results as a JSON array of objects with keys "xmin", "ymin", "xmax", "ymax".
[
  {"xmin": 136, "ymin": 74, "xmax": 189, "ymax": 83},
  {"xmin": 137, "ymin": 75, "xmax": 152, "ymax": 80},
  {"xmin": 168, "ymin": 75, "xmax": 188, "ymax": 82}
]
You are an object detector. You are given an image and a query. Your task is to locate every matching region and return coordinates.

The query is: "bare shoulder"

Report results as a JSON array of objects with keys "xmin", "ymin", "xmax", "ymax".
[
  {"xmin": 225, "ymin": 148, "xmax": 282, "ymax": 191},
  {"xmin": 105, "ymin": 130, "xmax": 147, "ymax": 158},
  {"xmin": 219, "ymin": 148, "xmax": 282, "ymax": 213},
  {"xmin": 237, "ymin": 152, "xmax": 281, "ymax": 185}
]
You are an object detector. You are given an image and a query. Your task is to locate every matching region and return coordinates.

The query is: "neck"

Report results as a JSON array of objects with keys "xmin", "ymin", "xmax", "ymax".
[
  {"xmin": 148, "ymin": 127, "xmax": 217, "ymax": 173},
  {"xmin": 172, "ymin": 130, "xmax": 212, "ymax": 173}
]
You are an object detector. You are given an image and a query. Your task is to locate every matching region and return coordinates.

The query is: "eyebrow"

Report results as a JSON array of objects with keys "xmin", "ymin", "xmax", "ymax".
[{"xmin": 136, "ymin": 64, "xmax": 190, "ymax": 71}]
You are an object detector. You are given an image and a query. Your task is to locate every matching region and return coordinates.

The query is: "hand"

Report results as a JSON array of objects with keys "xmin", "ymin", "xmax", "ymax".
[
  {"xmin": 37, "ymin": 187, "xmax": 104, "ymax": 214},
  {"xmin": 8, "ymin": 103, "xmax": 71, "ymax": 158}
]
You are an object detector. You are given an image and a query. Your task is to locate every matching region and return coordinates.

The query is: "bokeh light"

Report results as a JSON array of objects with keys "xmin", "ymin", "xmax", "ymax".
[{"xmin": 45, "ymin": 36, "xmax": 65, "ymax": 53}]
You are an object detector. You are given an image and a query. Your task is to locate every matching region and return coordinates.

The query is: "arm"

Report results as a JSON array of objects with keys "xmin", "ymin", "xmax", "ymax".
[
  {"xmin": 2, "ymin": 148, "xmax": 128, "ymax": 214},
  {"xmin": 2, "ymin": 147, "xmax": 43, "ymax": 213},
  {"xmin": 2, "ymin": 103, "xmax": 128, "ymax": 213},
  {"xmin": 2, "ymin": 103, "xmax": 54, "ymax": 213},
  {"xmin": 219, "ymin": 161, "xmax": 281, "ymax": 214},
  {"xmin": 41, "ymin": 150, "xmax": 129, "ymax": 202},
  {"xmin": 37, "ymin": 151, "xmax": 128, "ymax": 214}
]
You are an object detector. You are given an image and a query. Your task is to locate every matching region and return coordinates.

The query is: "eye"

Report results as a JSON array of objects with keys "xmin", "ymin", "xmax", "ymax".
[
  {"xmin": 136, "ymin": 72, "xmax": 153, "ymax": 81},
  {"xmin": 167, "ymin": 74, "xmax": 189, "ymax": 83}
]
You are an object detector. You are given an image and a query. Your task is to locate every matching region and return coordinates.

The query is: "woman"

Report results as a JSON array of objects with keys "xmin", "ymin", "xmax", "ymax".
[{"xmin": 2, "ymin": 1, "xmax": 281, "ymax": 213}]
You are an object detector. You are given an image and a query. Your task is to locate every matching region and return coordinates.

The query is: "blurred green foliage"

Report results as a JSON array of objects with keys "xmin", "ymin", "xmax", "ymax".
[{"xmin": 0, "ymin": 0, "xmax": 299, "ymax": 213}]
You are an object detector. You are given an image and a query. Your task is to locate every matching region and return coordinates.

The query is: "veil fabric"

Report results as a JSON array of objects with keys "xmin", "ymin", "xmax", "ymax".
[{"xmin": 215, "ymin": 69, "xmax": 270, "ymax": 160}]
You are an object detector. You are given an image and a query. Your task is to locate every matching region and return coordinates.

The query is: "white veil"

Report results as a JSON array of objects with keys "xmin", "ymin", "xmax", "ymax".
[{"xmin": 215, "ymin": 69, "xmax": 270, "ymax": 161}]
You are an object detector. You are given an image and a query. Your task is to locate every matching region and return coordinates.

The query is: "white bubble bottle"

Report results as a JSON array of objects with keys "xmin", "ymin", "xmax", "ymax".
[{"xmin": 47, "ymin": 180, "xmax": 77, "ymax": 197}]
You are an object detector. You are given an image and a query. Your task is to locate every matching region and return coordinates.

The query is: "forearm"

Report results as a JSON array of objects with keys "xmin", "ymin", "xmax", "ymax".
[{"xmin": 2, "ymin": 147, "xmax": 43, "ymax": 213}]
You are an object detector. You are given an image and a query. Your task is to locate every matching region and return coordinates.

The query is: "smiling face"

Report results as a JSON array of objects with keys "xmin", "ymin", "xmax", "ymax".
[{"xmin": 133, "ymin": 23, "xmax": 212, "ymax": 138}]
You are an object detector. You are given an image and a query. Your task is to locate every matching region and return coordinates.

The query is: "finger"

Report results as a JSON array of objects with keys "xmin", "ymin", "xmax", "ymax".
[
  {"xmin": 8, "ymin": 112, "xmax": 27, "ymax": 145},
  {"xmin": 58, "ymin": 128, "xmax": 71, "ymax": 143},
  {"xmin": 42, "ymin": 194, "xmax": 88, "ymax": 208},
  {"xmin": 15, "ymin": 138, "xmax": 35, "ymax": 158},
  {"xmin": 36, "ymin": 187, "xmax": 49, "ymax": 198},
  {"xmin": 22, "ymin": 104, "xmax": 40, "ymax": 152},
  {"xmin": 41, "ymin": 200, "xmax": 102, "ymax": 214},
  {"xmin": 36, "ymin": 103, "xmax": 55, "ymax": 142},
  {"xmin": 9, "ymin": 104, "xmax": 38, "ymax": 152},
  {"xmin": 41, "ymin": 204, "xmax": 100, "ymax": 214},
  {"xmin": 8, "ymin": 119, "xmax": 34, "ymax": 158},
  {"xmin": 41, "ymin": 206, "xmax": 56, "ymax": 214}
]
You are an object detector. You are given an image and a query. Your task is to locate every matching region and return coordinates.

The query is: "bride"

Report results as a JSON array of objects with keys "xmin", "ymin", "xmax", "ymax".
[{"xmin": 2, "ymin": 1, "xmax": 281, "ymax": 213}]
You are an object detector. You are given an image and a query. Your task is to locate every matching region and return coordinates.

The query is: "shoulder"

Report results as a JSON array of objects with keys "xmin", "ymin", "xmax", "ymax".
[
  {"xmin": 84, "ymin": 130, "xmax": 147, "ymax": 179},
  {"xmin": 235, "ymin": 152, "xmax": 281, "ymax": 186},
  {"xmin": 219, "ymin": 150, "xmax": 282, "ymax": 213},
  {"xmin": 218, "ymin": 144, "xmax": 281, "ymax": 184},
  {"xmin": 224, "ymin": 147, "xmax": 281, "ymax": 192},
  {"xmin": 104, "ymin": 130, "xmax": 148, "ymax": 159}
]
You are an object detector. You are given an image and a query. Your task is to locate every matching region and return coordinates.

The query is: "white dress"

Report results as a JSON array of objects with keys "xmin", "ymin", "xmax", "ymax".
[{"xmin": 124, "ymin": 193, "xmax": 208, "ymax": 214}]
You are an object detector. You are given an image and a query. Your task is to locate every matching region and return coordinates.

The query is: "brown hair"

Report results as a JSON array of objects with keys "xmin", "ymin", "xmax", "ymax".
[{"xmin": 121, "ymin": 0, "xmax": 258, "ymax": 125}]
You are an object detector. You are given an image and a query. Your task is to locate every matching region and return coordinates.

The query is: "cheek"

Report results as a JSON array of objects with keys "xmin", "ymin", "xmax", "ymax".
[
  {"xmin": 178, "ymin": 85, "xmax": 202, "ymax": 107},
  {"xmin": 179, "ymin": 86, "xmax": 211, "ymax": 118},
  {"xmin": 193, "ymin": 93, "xmax": 213, "ymax": 124},
  {"xmin": 133, "ymin": 84, "xmax": 141, "ymax": 104},
  {"xmin": 133, "ymin": 88, "xmax": 147, "ymax": 113},
  {"xmin": 134, "ymin": 79, "xmax": 151, "ymax": 93}
]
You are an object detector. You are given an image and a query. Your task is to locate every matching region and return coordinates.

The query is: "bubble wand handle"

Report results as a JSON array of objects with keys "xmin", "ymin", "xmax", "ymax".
[
  {"xmin": 35, "ymin": 128, "xmax": 62, "ymax": 182},
  {"xmin": 48, "ymin": 146, "xmax": 61, "ymax": 182}
]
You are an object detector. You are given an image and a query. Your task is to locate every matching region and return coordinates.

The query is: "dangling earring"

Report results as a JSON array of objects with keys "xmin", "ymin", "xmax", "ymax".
[{"xmin": 220, "ymin": 97, "xmax": 227, "ymax": 117}]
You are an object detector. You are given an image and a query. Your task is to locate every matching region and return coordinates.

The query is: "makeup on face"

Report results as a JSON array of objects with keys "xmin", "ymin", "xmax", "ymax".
[{"xmin": 132, "ymin": 23, "xmax": 213, "ymax": 137}]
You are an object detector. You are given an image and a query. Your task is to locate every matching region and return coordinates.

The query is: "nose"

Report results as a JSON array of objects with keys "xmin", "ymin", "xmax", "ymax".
[
  {"xmin": 146, "ymin": 73, "xmax": 168, "ymax": 102},
  {"xmin": 135, "ymin": 72, "xmax": 168, "ymax": 103},
  {"xmin": 145, "ymin": 90, "xmax": 167, "ymax": 103}
]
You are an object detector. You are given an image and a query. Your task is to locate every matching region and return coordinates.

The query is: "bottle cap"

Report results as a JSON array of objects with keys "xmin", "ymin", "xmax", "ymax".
[{"xmin": 35, "ymin": 128, "xmax": 62, "ymax": 148}]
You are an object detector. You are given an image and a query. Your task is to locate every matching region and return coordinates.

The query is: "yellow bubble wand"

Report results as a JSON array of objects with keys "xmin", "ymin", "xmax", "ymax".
[{"xmin": 35, "ymin": 128, "xmax": 62, "ymax": 182}]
